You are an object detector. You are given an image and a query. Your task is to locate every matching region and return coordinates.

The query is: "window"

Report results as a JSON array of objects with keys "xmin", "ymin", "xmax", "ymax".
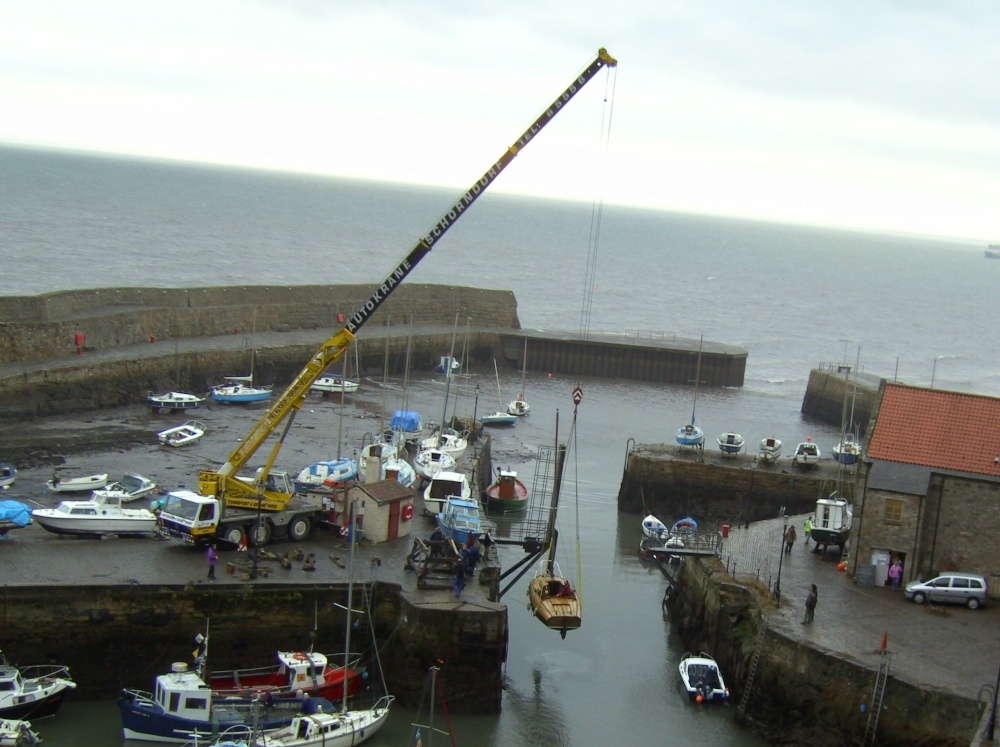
[
  {"xmin": 883, "ymin": 498, "xmax": 904, "ymax": 524},
  {"xmin": 952, "ymin": 578, "xmax": 969, "ymax": 589}
]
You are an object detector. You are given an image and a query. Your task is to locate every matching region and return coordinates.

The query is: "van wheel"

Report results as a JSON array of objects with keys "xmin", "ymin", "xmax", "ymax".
[
  {"xmin": 913, "ymin": 592, "xmax": 927, "ymax": 604},
  {"xmin": 967, "ymin": 597, "xmax": 981, "ymax": 610}
]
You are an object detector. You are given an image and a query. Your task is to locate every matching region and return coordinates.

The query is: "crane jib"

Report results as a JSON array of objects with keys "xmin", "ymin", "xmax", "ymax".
[{"xmin": 343, "ymin": 49, "xmax": 615, "ymax": 338}]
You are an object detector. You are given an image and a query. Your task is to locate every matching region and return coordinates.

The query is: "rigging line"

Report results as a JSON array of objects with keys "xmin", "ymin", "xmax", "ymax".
[
  {"xmin": 578, "ymin": 64, "xmax": 619, "ymax": 339},
  {"xmin": 572, "ymin": 407, "xmax": 583, "ymax": 598}
]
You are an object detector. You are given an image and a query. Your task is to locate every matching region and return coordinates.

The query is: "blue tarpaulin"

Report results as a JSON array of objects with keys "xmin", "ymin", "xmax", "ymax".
[
  {"xmin": 0, "ymin": 500, "xmax": 32, "ymax": 527},
  {"xmin": 390, "ymin": 410, "xmax": 422, "ymax": 432}
]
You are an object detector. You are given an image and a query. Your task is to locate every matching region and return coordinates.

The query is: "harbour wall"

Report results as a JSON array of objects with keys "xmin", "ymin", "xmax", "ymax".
[
  {"xmin": 0, "ymin": 582, "xmax": 507, "ymax": 714},
  {"xmin": 668, "ymin": 557, "xmax": 978, "ymax": 747},
  {"xmin": 0, "ymin": 285, "xmax": 748, "ymax": 422},
  {"xmin": 800, "ymin": 365, "xmax": 882, "ymax": 436},
  {"xmin": 617, "ymin": 446, "xmax": 862, "ymax": 527}
]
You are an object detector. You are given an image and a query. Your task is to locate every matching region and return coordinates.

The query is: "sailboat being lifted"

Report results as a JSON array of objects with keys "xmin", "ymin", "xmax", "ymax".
[{"xmin": 527, "ymin": 387, "xmax": 583, "ymax": 639}]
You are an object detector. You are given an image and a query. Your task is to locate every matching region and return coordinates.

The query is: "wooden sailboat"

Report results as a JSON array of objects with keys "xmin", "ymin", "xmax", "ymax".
[
  {"xmin": 527, "ymin": 389, "xmax": 583, "ymax": 638},
  {"xmin": 507, "ymin": 338, "xmax": 531, "ymax": 416}
]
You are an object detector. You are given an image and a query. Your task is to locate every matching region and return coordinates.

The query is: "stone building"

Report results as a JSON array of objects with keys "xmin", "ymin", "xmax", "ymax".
[{"xmin": 850, "ymin": 382, "xmax": 1000, "ymax": 592}]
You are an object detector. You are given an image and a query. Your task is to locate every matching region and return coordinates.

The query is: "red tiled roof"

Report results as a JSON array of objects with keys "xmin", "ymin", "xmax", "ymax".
[{"xmin": 868, "ymin": 383, "xmax": 1000, "ymax": 477}]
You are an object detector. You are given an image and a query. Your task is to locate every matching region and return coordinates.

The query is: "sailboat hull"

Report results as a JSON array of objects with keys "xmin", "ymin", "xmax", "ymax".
[{"xmin": 527, "ymin": 573, "xmax": 581, "ymax": 635}]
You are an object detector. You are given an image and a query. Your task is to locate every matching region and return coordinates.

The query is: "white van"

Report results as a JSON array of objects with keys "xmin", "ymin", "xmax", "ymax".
[{"xmin": 903, "ymin": 572, "xmax": 988, "ymax": 609}]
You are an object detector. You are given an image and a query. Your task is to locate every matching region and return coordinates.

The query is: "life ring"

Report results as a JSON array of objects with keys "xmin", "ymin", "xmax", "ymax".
[
  {"xmin": 292, "ymin": 652, "xmax": 309, "ymax": 662},
  {"xmin": 401, "ymin": 503, "xmax": 414, "ymax": 521}
]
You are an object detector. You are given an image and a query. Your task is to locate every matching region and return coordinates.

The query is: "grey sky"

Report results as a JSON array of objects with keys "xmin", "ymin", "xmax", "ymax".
[{"xmin": 1, "ymin": 1, "xmax": 997, "ymax": 241}]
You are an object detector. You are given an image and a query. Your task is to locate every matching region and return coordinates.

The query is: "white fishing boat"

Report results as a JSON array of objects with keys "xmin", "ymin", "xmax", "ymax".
[
  {"xmin": 433, "ymin": 355, "xmax": 461, "ymax": 375},
  {"xmin": 45, "ymin": 473, "xmax": 109, "ymax": 492},
  {"xmin": 422, "ymin": 470, "xmax": 472, "ymax": 517},
  {"xmin": 93, "ymin": 473, "xmax": 157, "ymax": 502},
  {"xmin": 759, "ymin": 437, "xmax": 782, "ymax": 463},
  {"xmin": 0, "ymin": 717, "xmax": 40, "ymax": 746},
  {"xmin": 147, "ymin": 391, "xmax": 206, "ymax": 412},
  {"xmin": 791, "ymin": 438, "xmax": 821, "ymax": 467},
  {"xmin": 32, "ymin": 492, "xmax": 158, "ymax": 537},
  {"xmin": 678, "ymin": 652, "xmax": 729, "ymax": 703},
  {"xmin": 413, "ymin": 448, "xmax": 457, "ymax": 482},
  {"xmin": 0, "ymin": 655, "xmax": 76, "ymax": 720},
  {"xmin": 158, "ymin": 420, "xmax": 207, "ymax": 447}
]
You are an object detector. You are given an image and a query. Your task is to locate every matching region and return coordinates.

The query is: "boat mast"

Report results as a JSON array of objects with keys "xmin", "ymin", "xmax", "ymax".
[
  {"xmin": 519, "ymin": 338, "xmax": 528, "ymax": 401},
  {"xmin": 691, "ymin": 335, "xmax": 703, "ymax": 425},
  {"xmin": 342, "ymin": 498, "xmax": 358, "ymax": 715},
  {"xmin": 437, "ymin": 312, "xmax": 460, "ymax": 446},
  {"xmin": 543, "ymin": 411, "xmax": 567, "ymax": 575}
]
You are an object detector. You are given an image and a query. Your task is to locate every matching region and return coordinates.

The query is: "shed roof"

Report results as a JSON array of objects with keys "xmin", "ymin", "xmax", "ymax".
[
  {"xmin": 868, "ymin": 383, "xmax": 1000, "ymax": 478},
  {"xmin": 351, "ymin": 479, "xmax": 414, "ymax": 506}
]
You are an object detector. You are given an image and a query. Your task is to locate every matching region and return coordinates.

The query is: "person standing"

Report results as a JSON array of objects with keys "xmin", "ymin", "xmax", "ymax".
[
  {"xmin": 802, "ymin": 583, "xmax": 817, "ymax": 624},
  {"xmin": 784, "ymin": 524, "xmax": 797, "ymax": 554},
  {"xmin": 453, "ymin": 559, "xmax": 466, "ymax": 598},
  {"xmin": 888, "ymin": 558, "xmax": 903, "ymax": 592},
  {"xmin": 803, "ymin": 517, "xmax": 812, "ymax": 547},
  {"xmin": 206, "ymin": 543, "xmax": 218, "ymax": 581}
]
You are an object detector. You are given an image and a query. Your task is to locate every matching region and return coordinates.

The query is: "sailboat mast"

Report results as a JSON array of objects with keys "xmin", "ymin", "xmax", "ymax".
[
  {"xmin": 337, "ymin": 340, "xmax": 348, "ymax": 459},
  {"xmin": 342, "ymin": 499, "xmax": 358, "ymax": 715},
  {"xmin": 438, "ymin": 313, "xmax": 460, "ymax": 445},
  {"xmin": 493, "ymin": 359, "xmax": 503, "ymax": 409},
  {"xmin": 691, "ymin": 335, "xmax": 703, "ymax": 424},
  {"xmin": 520, "ymin": 338, "xmax": 528, "ymax": 400},
  {"xmin": 544, "ymin": 411, "xmax": 566, "ymax": 574}
]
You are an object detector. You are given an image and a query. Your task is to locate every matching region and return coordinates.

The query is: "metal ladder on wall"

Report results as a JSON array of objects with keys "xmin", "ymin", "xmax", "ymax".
[
  {"xmin": 736, "ymin": 614, "xmax": 768, "ymax": 720},
  {"xmin": 863, "ymin": 649, "xmax": 892, "ymax": 746}
]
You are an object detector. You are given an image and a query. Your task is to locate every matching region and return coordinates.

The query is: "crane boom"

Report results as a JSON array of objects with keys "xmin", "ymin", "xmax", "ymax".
[{"xmin": 201, "ymin": 48, "xmax": 617, "ymax": 510}]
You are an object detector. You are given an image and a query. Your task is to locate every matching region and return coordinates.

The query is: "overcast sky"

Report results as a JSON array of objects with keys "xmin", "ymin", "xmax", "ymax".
[{"xmin": 2, "ymin": 1, "xmax": 998, "ymax": 243}]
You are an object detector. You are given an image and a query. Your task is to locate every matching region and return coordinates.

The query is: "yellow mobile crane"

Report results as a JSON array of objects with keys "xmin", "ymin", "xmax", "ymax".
[{"xmin": 157, "ymin": 49, "xmax": 617, "ymax": 547}]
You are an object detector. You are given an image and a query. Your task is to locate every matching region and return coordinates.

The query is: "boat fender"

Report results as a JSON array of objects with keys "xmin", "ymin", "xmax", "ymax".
[{"xmin": 402, "ymin": 503, "xmax": 414, "ymax": 521}]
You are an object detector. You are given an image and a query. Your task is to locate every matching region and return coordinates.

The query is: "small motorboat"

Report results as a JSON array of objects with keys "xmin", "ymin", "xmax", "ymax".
[
  {"xmin": 310, "ymin": 375, "xmax": 360, "ymax": 395},
  {"xmin": 93, "ymin": 473, "xmax": 157, "ymax": 502},
  {"xmin": 208, "ymin": 649, "xmax": 365, "ymax": 704},
  {"xmin": 32, "ymin": 492, "xmax": 158, "ymax": 537},
  {"xmin": 413, "ymin": 447, "xmax": 457, "ymax": 482},
  {"xmin": 0, "ymin": 464, "xmax": 16, "ymax": 489},
  {"xmin": 480, "ymin": 411, "xmax": 517, "ymax": 427},
  {"xmin": 45, "ymin": 473, "xmax": 109, "ymax": 492},
  {"xmin": 423, "ymin": 470, "xmax": 472, "ymax": 517},
  {"xmin": 717, "ymin": 432, "xmax": 745, "ymax": 456},
  {"xmin": 642, "ymin": 514, "xmax": 667, "ymax": 539},
  {"xmin": 418, "ymin": 429, "xmax": 469, "ymax": 461},
  {"xmin": 0, "ymin": 717, "xmax": 41, "ymax": 746},
  {"xmin": 678, "ymin": 652, "xmax": 729, "ymax": 703},
  {"xmin": 507, "ymin": 394, "xmax": 530, "ymax": 417},
  {"xmin": 158, "ymin": 420, "xmax": 206, "ymax": 447},
  {"xmin": 832, "ymin": 433, "xmax": 861, "ymax": 465},
  {"xmin": 759, "ymin": 436, "xmax": 782, "ymax": 463},
  {"xmin": 0, "ymin": 655, "xmax": 76, "ymax": 720},
  {"xmin": 791, "ymin": 438, "xmax": 821, "ymax": 468},
  {"xmin": 295, "ymin": 457, "xmax": 359, "ymax": 493},
  {"xmin": 390, "ymin": 410, "xmax": 424, "ymax": 444},
  {"xmin": 436, "ymin": 497, "xmax": 485, "ymax": 546},
  {"xmin": 147, "ymin": 391, "xmax": 206, "ymax": 412},
  {"xmin": 485, "ymin": 469, "xmax": 529, "ymax": 513}
]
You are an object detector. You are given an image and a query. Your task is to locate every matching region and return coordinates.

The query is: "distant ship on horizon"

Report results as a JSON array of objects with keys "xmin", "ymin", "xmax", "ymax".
[{"xmin": 986, "ymin": 244, "xmax": 1000, "ymax": 259}]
